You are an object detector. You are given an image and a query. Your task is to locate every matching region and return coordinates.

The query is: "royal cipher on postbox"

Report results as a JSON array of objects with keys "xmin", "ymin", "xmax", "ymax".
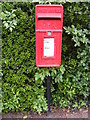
[{"xmin": 35, "ymin": 5, "xmax": 63, "ymax": 67}]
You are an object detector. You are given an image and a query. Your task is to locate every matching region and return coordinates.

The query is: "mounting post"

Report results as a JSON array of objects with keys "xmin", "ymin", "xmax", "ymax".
[{"xmin": 47, "ymin": 76, "xmax": 51, "ymax": 113}]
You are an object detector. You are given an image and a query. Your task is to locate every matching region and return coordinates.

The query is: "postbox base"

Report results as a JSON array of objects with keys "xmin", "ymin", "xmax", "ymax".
[{"xmin": 36, "ymin": 64, "xmax": 61, "ymax": 67}]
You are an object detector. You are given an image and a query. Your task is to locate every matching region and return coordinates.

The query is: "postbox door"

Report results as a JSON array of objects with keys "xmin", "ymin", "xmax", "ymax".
[{"xmin": 36, "ymin": 31, "xmax": 62, "ymax": 67}]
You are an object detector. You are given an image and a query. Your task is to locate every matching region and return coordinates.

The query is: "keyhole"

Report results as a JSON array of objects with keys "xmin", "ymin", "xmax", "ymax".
[{"xmin": 48, "ymin": 31, "xmax": 51, "ymax": 36}]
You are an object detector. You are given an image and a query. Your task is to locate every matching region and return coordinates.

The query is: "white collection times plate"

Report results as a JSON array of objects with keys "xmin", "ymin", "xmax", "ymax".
[{"xmin": 44, "ymin": 38, "xmax": 54, "ymax": 57}]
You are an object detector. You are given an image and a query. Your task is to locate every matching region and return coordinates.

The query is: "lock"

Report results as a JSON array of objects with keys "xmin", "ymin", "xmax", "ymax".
[{"xmin": 48, "ymin": 31, "xmax": 51, "ymax": 36}]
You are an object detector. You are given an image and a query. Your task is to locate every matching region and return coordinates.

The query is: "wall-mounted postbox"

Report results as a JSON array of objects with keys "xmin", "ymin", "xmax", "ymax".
[{"xmin": 35, "ymin": 5, "xmax": 63, "ymax": 67}]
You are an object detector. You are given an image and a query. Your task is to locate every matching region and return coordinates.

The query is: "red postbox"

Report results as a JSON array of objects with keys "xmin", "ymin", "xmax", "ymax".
[{"xmin": 35, "ymin": 5, "xmax": 63, "ymax": 67}]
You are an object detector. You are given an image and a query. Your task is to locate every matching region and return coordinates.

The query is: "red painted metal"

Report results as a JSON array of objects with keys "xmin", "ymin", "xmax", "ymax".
[{"xmin": 35, "ymin": 5, "xmax": 63, "ymax": 67}]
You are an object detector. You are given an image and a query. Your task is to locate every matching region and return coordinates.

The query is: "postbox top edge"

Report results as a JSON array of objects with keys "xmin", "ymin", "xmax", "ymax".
[{"xmin": 35, "ymin": 4, "xmax": 63, "ymax": 7}]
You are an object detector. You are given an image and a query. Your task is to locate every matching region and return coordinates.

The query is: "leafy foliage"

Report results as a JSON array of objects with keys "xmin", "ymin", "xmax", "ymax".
[
  {"xmin": 2, "ymin": 2, "xmax": 89, "ymax": 113},
  {"xmin": 1, "ymin": 3, "xmax": 17, "ymax": 32}
]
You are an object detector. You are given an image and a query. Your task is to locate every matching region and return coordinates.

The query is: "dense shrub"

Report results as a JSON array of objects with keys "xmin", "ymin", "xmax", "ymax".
[{"xmin": 1, "ymin": 2, "xmax": 89, "ymax": 113}]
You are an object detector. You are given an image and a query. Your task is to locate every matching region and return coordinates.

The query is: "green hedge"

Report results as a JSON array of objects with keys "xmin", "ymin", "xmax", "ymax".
[{"xmin": 1, "ymin": 2, "xmax": 89, "ymax": 114}]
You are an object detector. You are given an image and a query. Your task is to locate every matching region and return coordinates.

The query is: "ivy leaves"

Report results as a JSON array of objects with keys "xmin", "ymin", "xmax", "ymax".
[
  {"xmin": 1, "ymin": 5, "xmax": 17, "ymax": 32},
  {"xmin": 64, "ymin": 25, "xmax": 89, "ymax": 47},
  {"xmin": 62, "ymin": 25, "xmax": 89, "ymax": 109}
]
